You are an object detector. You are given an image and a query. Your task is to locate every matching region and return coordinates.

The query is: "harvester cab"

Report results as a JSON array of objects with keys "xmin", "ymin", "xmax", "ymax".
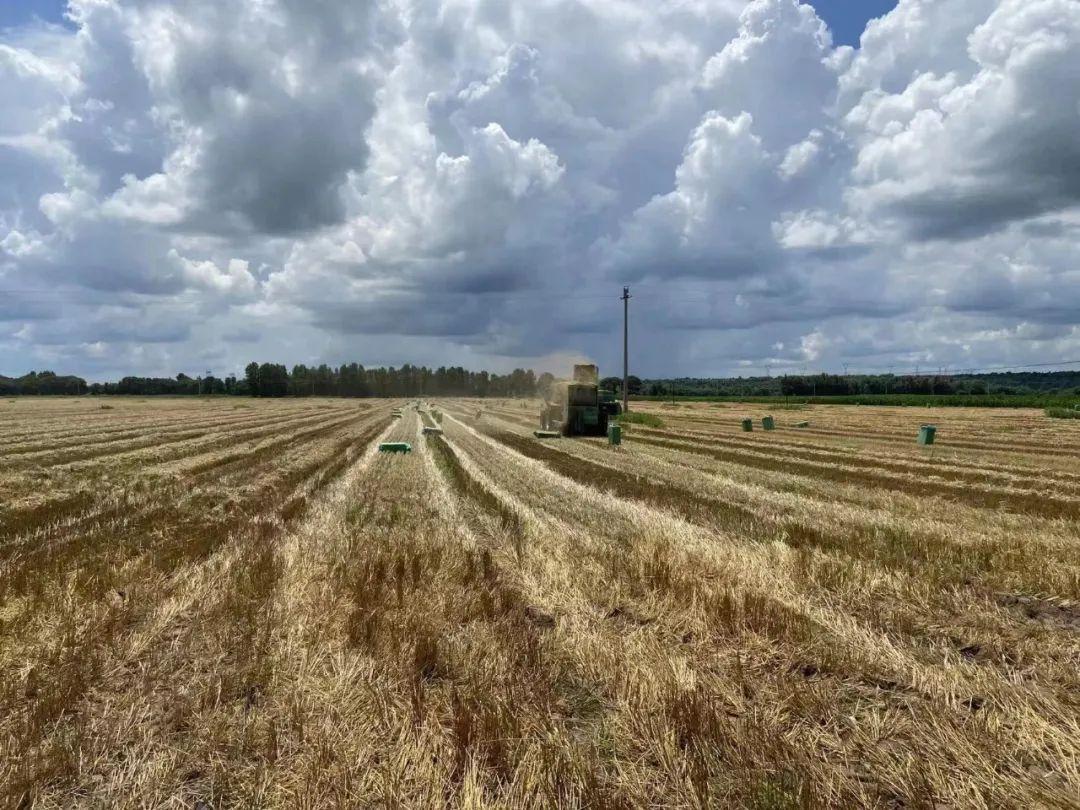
[
  {"xmin": 598, "ymin": 387, "xmax": 622, "ymax": 419},
  {"xmin": 539, "ymin": 364, "xmax": 611, "ymax": 437}
]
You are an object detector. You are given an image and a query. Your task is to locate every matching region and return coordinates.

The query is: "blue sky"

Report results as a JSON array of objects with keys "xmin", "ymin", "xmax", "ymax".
[
  {"xmin": 1, "ymin": 1, "xmax": 898, "ymax": 46},
  {"xmin": 0, "ymin": 0, "xmax": 71, "ymax": 30},
  {"xmin": 809, "ymin": 0, "xmax": 898, "ymax": 45}
]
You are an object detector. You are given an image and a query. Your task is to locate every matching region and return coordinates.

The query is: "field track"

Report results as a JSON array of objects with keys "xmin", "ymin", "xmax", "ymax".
[{"xmin": 1, "ymin": 397, "xmax": 1077, "ymax": 807}]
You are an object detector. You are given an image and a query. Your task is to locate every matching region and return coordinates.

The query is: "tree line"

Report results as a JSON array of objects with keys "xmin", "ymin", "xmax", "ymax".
[
  {"xmin": 643, "ymin": 371, "xmax": 1080, "ymax": 398},
  {"xmin": 77, "ymin": 363, "xmax": 541, "ymax": 398},
  {"xmin": 1, "ymin": 371, "xmax": 89, "ymax": 396},
  {"xmin": 7, "ymin": 366, "xmax": 1080, "ymax": 399}
]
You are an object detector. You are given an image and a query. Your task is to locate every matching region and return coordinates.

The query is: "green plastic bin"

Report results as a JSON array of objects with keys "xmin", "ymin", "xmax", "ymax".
[
  {"xmin": 918, "ymin": 425, "xmax": 937, "ymax": 446},
  {"xmin": 741, "ymin": 418, "xmax": 754, "ymax": 432},
  {"xmin": 762, "ymin": 416, "xmax": 775, "ymax": 431},
  {"xmin": 608, "ymin": 424, "xmax": 622, "ymax": 446}
]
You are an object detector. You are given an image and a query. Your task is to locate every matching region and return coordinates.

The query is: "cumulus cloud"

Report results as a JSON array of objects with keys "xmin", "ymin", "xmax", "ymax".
[
  {"xmin": 598, "ymin": 111, "xmax": 782, "ymax": 279},
  {"xmin": 842, "ymin": 0, "xmax": 1080, "ymax": 239},
  {"xmin": 2, "ymin": 0, "xmax": 1080, "ymax": 379}
]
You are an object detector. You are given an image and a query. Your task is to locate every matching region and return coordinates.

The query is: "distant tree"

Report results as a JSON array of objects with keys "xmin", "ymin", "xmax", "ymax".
[
  {"xmin": 291, "ymin": 364, "xmax": 312, "ymax": 396},
  {"xmin": 780, "ymin": 376, "xmax": 812, "ymax": 396},
  {"xmin": 626, "ymin": 375, "xmax": 643, "ymax": 395},
  {"xmin": 257, "ymin": 363, "xmax": 289, "ymax": 397},
  {"xmin": 244, "ymin": 362, "xmax": 260, "ymax": 397},
  {"xmin": 0, "ymin": 370, "xmax": 87, "ymax": 395},
  {"xmin": 11, "ymin": 363, "xmax": 1080, "ymax": 402},
  {"xmin": 201, "ymin": 375, "xmax": 224, "ymax": 395}
]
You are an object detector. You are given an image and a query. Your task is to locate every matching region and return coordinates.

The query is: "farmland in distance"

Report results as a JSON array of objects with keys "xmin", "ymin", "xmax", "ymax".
[{"xmin": 1, "ymin": 396, "xmax": 1078, "ymax": 807}]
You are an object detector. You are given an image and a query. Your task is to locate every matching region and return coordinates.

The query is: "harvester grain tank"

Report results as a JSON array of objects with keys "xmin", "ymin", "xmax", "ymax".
[{"xmin": 539, "ymin": 364, "xmax": 617, "ymax": 437}]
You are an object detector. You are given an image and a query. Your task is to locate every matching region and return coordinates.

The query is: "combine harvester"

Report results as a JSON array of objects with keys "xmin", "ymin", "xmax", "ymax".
[{"xmin": 536, "ymin": 364, "xmax": 621, "ymax": 439}]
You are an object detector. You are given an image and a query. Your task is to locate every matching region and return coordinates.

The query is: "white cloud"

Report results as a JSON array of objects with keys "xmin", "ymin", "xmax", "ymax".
[
  {"xmin": 598, "ymin": 111, "xmax": 781, "ymax": 279},
  {"xmin": 169, "ymin": 250, "xmax": 258, "ymax": 300},
  {"xmin": 842, "ymin": 0, "xmax": 1080, "ymax": 239},
  {"xmin": 772, "ymin": 209, "xmax": 872, "ymax": 250},
  {"xmin": 0, "ymin": 228, "xmax": 48, "ymax": 258},
  {"xmin": 2, "ymin": 0, "xmax": 1080, "ymax": 380},
  {"xmin": 778, "ymin": 130, "xmax": 824, "ymax": 180}
]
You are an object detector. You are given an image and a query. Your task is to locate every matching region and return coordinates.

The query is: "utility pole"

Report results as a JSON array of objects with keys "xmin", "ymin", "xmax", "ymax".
[{"xmin": 621, "ymin": 286, "xmax": 631, "ymax": 414}]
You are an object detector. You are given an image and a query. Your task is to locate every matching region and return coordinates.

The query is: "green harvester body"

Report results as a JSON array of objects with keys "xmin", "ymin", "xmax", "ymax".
[{"xmin": 538, "ymin": 364, "xmax": 611, "ymax": 437}]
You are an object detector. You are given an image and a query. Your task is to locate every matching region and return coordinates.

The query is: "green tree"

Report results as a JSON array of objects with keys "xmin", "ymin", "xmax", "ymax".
[
  {"xmin": 257, "ymin": 363, "xmax": 289, "ymax": 397},
  {"xmin": 244, "ymin": 362, "xmax": 260, "ymax": 397}
]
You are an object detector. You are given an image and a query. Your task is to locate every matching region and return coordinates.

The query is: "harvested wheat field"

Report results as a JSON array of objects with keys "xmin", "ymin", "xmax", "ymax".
[{"xmin": 1, "ymin": 396, "xmax": 1078, "ymax": 808}]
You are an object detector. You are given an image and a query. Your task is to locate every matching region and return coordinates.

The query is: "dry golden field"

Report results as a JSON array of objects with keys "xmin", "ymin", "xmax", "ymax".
[{"xmin": 1, "ymin": 396, "xmax": 1078, "ymax": 808}]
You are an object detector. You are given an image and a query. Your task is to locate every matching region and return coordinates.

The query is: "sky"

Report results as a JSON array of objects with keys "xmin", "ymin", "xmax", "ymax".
[
  {"xmin": 0, "ymin": 1, "xmax": 71, "ymax": 30},
  {"xmin": 2, "ymin": 0, "xmax": 1079, "ymax": 382}
]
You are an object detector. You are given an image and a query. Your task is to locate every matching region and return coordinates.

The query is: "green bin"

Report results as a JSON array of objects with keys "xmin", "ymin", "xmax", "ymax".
[
  {"xmin": 741, "ymin": 418, "xmax": 754, "ymax": 432},
  {"xmin": 918, "ymin": 425, "xmax": 937, "ymax": 446},
  {"xmin": 608, "ymin": 424, "xmax": 622, "ymax": 446},
  {"xmin": 762, "ymin": 416, "xmax": 775, "ymax": 431}
]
